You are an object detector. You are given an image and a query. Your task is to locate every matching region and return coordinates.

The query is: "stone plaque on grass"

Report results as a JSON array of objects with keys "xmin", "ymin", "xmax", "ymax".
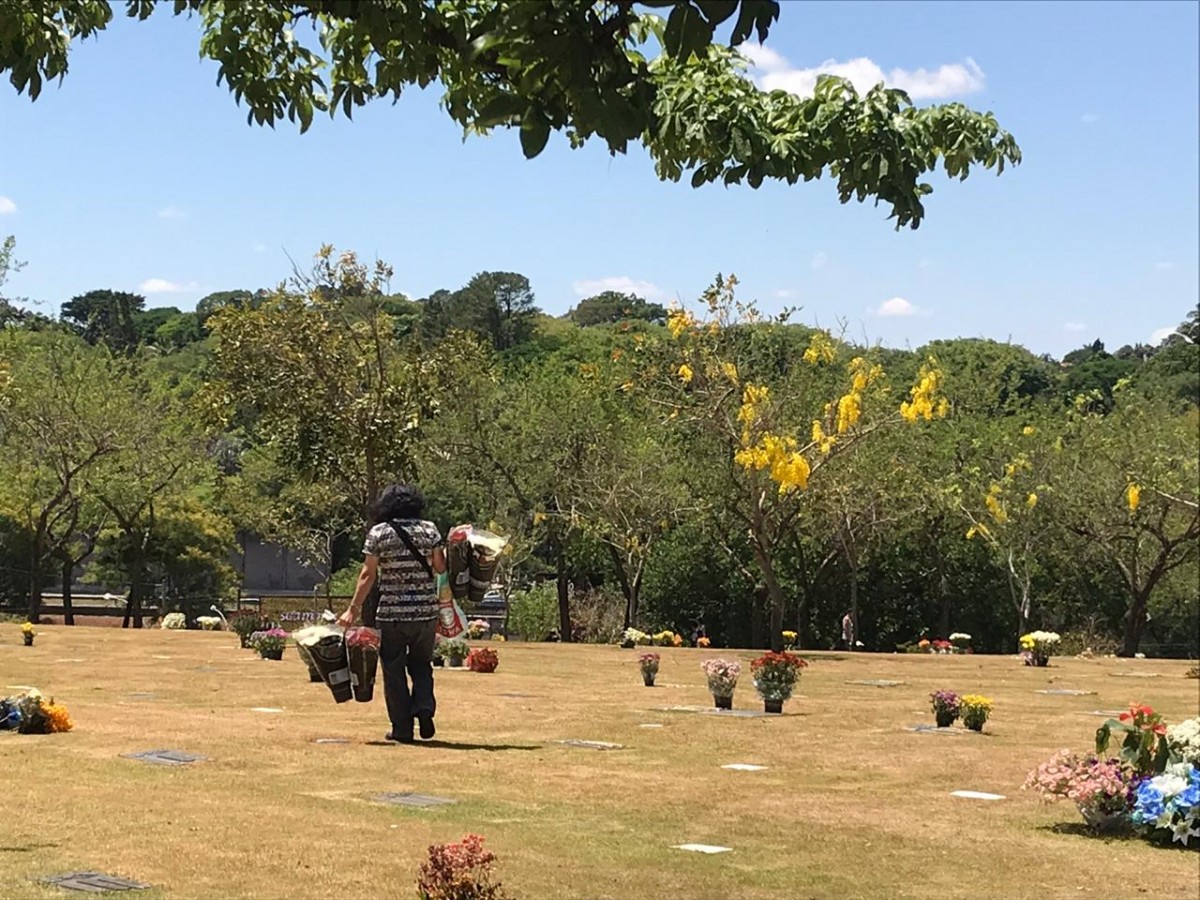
[
  {"xmin": 846, "ymin": 679, "xmax": 906, "ymax": 688},
  {"xmin": 655, "ymin": 705, "xmax": 775, "ymax": 719},
  {"xmin": 313, "ymin": 737, "xmax": 350, "ymax": 745},
  {"xmin": 950, "ymin": 790, "xmax": 1005, "ymax": 801},
  {"xmin": 121, "ymin": 749, "xmax": 207, "ymax": 766},
  {"xmin": 41, "ymin": 872, "xmax": 149, "ymax": 893},
  {"xmin": 905, "ymin": 725, "xmax": 959, "ymax": 735},
  {"xmin": 555, "ymin": 739, "xmax": 625, "ymax": 750},
  {"xmin": 1035, "ymin": 689, "xmax": 1096, "ymax": 696},
  {"xmin": 671, "ymin": 844, "xmax": 732, "ymax": 854},
  {"xmin": 1109, "ymin": 672, "xmax": 1161, "ymax": 678},
  {"xmin": 721, "ymin": 763, "xmax": 767, "ymax": 771},
  {"xmin": 372, "ymin": 792, "xmax": 456, "ymax": 808}
]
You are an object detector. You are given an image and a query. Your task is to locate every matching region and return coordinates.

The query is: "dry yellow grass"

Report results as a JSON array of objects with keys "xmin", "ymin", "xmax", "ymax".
[{"xmin": 1, "ymin": 625, "xmax": 1197, "ymax": 900}]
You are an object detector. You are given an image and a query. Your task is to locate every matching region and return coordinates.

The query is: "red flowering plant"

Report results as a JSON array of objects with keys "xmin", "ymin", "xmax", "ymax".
[
  {"xmin": 466, "ymin": 647, "xmax": 499, "ymax": 673},
  {"xmin": 1096, "ymin": 702, "xmax": 1171, "ymax": 776},
  {"xmin": 931, "ymin": 639, "xmax": 952, "ymax": 654},
  {"xmin": 750, "ymin": 652, "xmax": 808, "ymax": 702},
  {"xmin": 418, "ymin": 834, "xmax": 507, "ymax": 900}
]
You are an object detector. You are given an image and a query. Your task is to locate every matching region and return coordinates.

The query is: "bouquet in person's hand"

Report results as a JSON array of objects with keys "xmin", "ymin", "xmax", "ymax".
[
  {"xmin": 345, "ymin": 626, "xmax": 381, "ymax": 702},
  {"xmin": 293, "ymin": 624, "xmax": 351, "ymax": 703}
]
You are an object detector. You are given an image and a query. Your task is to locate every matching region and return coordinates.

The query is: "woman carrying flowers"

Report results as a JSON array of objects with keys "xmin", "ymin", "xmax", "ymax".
[{"xmin": 339, "ymin": 484, "xmax": 446, "ymax": 744}]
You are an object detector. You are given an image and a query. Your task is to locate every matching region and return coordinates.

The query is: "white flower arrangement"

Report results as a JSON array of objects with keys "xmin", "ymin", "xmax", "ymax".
[
  {"xmin": 949, "ymin": 632, "xmax": 971, "ymax": 642},
  {"xmin": 622, "ymin": 628, "xmax": 651, "ymax": 646},
  {"xmin": 1167, "ymin": 717, "xmax": 1200, "ymax": 767},
  {"xmin": 159, "ymin": 612, "xmax": 187, "ymax": 630},
  {"xmin": 196, "ymin": 616, "xmax": 222, "ymax": 631}
]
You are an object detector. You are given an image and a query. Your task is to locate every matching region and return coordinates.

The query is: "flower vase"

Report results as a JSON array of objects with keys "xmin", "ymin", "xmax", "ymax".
[
  {"xmin": 1079, "ymin": 806, "xmax": 1126, "ymax": 834},
  {"xmin": 713, "ymin": 694, "xmax": 733, "ymax": 710},
  {"xmin": 260, "ymin": 647, "xmax": 283, "ymax": 661},
  {"xmin": 433, "ymin": 657, "xmax": 444, "ymax": 667},
  {"xmin": 764, "ymin": 699, "xmax": 783, "ymax": 714},
  {"xmin": 1035, "ymin": 655, "xmax": 1049, "ymax": 667},
  {"xmin": 935, "ymin": 712, "xmax": 956, "ymax": 728},
  {"xmin": 23, "ymin": 634, "xmax": 34, "ymax": 647},
  {"xmin": 449, "ymin": 656, "xmax": 464, "ymax": 668},
  {"xmin": 642, "ymin": 672, "xmax": 656, "ymax": 687}
]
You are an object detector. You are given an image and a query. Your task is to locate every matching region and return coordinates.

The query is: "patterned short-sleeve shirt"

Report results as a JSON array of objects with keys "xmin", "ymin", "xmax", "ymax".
[{"xmin": 363, "ymin": 519, "xmax": 442, "ymax": 623}]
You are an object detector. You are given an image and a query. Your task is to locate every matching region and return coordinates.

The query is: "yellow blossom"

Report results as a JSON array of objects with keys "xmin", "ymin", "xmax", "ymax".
[
  {"xmin": 532, "ymin": 511, "xmax": 547, "ymax": 525},
  {"xmin": 678, "ymin": 363, "xmax": 694, "ymax": 384},
  {"xmin": 811, "ymin": 420, "xmax": 836, "ymax": 454},
  {"xmin": 802, "ymin": 332, "xmax": 836, "ymax": 366},
  {"xmin": 900, "ymin": 359, "xmax": 946, "ymax": 423},
  {"xmin": 1022, "ymin": 425, "xmax": 1036, "ymax": 436},
  {"xmin": 1126, "ymin": 483, "xmax": 1140, "ymax": 513},
  {"xmin": 667, "ymin": 310, "xmax": 694, "ymax": 339},
  {"xmin": 722, "ymin": 362, "xmax": 739, "ymax": 383},
  {"xmin": 985, "ymin": 484, "xmax": 1008, "ymax": 524},
  {"xmin": 1026, "ymin": 492, "xmax": 1038, "ymax": 509},
  {"xmin": 836, "ymin": 392, "xmax": 861, "ymax": 434},
  {"xmin": 620, "ymin": 381, "xmax": 634, "ymax": 393}
]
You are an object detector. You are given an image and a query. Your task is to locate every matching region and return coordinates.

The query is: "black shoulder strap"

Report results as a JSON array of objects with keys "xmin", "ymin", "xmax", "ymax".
[{"xmin": 389, "ymin": 520, "xmax": 436, "ymax": 580}]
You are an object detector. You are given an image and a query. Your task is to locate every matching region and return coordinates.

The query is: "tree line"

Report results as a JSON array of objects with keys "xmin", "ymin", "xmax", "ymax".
[{"xmin": 1, "ymin": 240, "xmax": 1196, "ymax": 658}]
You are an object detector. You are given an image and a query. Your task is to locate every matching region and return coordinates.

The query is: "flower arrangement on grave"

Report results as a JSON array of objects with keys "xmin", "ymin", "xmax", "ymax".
[
  {"xmin": 0, "ymin": 689, "xmax": 72, "ymax": 734},
  {"xmin": 160, "ymin": 612, "xmax": 187, "ymax": 630},
  {"xmin": 229, "ymin": 612, "xmax": 270, "ymax": 648},
  {"xmin": 781, "ymin": 630, "xmax": 797, "ymax": 651},
  {"xmin": 638, "ymin": 652, "xmax": 660, "ymax": 687},
  {"xmin": 21, "ymin": 621, "xmax": 35, "ymax": 646},
  {"xmin": 701, "ymin": 658, "xmax": 741, "ymax": 709},
  {"xmin": 917, "ymin": 638, "xmax": 931, "ymax": 652},
  {"xmin": 928, "ymin": 639, "xmax": 952, "ymax": 654},
  {"xmin": 696, "ymin": 636, "xmax": 711, "ymax": 648},
  {"xmin": 1130, "ymin": 763, "xmax": 1200, "ymax": 846},
  {"xmin": 949, "ymin": 632, "xmax": 972, "ymax": 652},
  {"xmin": 620, "ymin": 628, "xmax": 650, "ymax": 648},
  {"xmin": 467, "ymin": 619, "xmax": 491, "ymax": 640},
  {"xmin": 1023, "ymin": 750, "xmax": 1132, "ymax": 832},
  {"xmin": 651, "ymin": 630, "xmax": 676, "ymax": 647},
  {"xmin": 196, "ymin": 615, "xmax": 222, "ymax": 631},
  {"xmin": 467, "ymin": 647, "xmax": 499, "ymax": 673},
  {"xmin": 1167, "ymin": 718, "xmax": 1200, "ymax": 767},
  {"xmin": 929, "ymin": 690, "xmax": 961, "ymax": 727},
  {"xmin": 1096, "ymin": 703, "xmax": 1171, "ymax": 776},
  {"xmin": 250, "ymin": 627, "xmax": 289, "ymax": 660},
  {"xmin": 1019, "ymin": 631, "xmax": 1060, "ymax": 666},
  {"xmin": 960, "ymin": 694, "xmax": 993, "ymax": 731},
  {"xmin": 417, "ymin": 833, "xmax": 508, "ymax": 900},
  {"xmin": 440, "ymin": 637, "xmax": 470, "ymax": 668},
  {"xmin": 750, "ymin": 651, "xmax": 807, "ymax": 713},
  {"xmin": 345, "ymin": 626, "xmax": 381, "ymax": 701}
]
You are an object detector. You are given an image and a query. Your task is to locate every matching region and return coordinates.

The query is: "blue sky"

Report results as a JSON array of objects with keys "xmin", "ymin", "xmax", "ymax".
[{"xmin": 1, "ymin": 1, "xmax": 1196, "ymax": 357}]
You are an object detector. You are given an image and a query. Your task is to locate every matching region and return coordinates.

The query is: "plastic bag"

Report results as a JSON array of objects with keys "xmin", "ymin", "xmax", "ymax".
[
  {"xmin": 435, "ymin": 571, "xmax": 469, "ymax": 640},
  {"xmin": 293, "ymin": 623, "xmax": 351, "ymax": 703}
]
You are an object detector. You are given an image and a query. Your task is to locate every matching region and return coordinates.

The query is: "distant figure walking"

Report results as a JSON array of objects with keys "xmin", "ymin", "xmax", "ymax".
[{"xmin": 841, "ymin": 611, "xmax": 856, "ymax": 651}]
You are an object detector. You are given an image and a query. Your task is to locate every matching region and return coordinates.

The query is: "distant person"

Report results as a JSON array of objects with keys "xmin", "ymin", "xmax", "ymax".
[
  {"xmin": 841, "ymin": 611, "xmax": 856, "ymax": 651},
  {"xmin": 340, "ymin": 484, "xmax": 445, "ymax": 744}
]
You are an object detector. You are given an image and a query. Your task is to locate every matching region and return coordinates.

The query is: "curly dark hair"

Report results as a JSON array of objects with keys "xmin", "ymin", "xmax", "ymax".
[{"xmin": 372, "ymin": 483, "xmax": 425, "ymax": 523}]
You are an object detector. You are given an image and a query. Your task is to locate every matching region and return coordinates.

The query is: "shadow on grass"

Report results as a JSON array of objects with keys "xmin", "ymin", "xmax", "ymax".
[
  {"xmin": 0, "ymin": 842, "xmax": 59, "ymax": 852},
  {"xmin": 1037, "ymin": 822, "xmax": 1132, "ymax": 840},
  {"xmin": 364, "ymin": 739, "xmax": 538, "ymax": 752}
]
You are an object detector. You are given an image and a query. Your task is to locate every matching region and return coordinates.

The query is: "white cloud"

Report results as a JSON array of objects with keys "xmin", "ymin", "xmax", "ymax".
[
  {"xmin": 1081, "ymin": 112, "xmax": 1100, "ymax": 124},
  {"xmin": 139, "ymin": 278, "xmax": 199, "ymax": 294},
  {"xmin": 742, "ymin": 44, "xmax": 985, "ymax": 100},
  {"xmin": 0, "ymin": 196, "xmax": 16, "ymax": 214},
  {"xmin": 1064, "ymin": 322, "xmax": 1087, "ymax": 332},
  {"xmin": 1154, "ymin": 261, "xmax": 1175, "ymax": 271},
  {"xmin": 810, "ymin": 251, "xmax": 828, "ymax": 271},
  {"xmin": 873, "ymin": 297, "xmax": 923, "ymax": 317},
  {"xmin": 572, "ymin": 276, "xmax": 666, "ymax": 302},
  {"xmin": 1150, "ymin": 326, "xmax": 1176, "ymax": 344},
  {"xmin": 158, "ymin": 205, "xmax": 186, "ymax": 220}
]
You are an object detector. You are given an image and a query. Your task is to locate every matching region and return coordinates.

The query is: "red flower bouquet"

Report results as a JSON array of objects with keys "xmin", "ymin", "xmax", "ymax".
[
  {"xmin": 467, "ymin": 647, "xmax": 499, "ymax": 673},
  {"xmin": 345, "ymin": 626, "xmax": 381, "ymax": 702}
]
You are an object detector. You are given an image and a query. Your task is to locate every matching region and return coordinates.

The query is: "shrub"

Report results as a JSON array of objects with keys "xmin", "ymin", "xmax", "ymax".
[{"xmin": 507, "ymin": 583, "xmax": 558, "ymax": 642}]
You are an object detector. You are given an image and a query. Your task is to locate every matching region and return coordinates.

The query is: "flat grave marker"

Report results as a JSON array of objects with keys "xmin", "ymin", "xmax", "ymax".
[
  {"xmin": 672, "ymin": 844, "xmax": 732, "ymax": 854},
  {"xmin": 41, "ymin": 872, "xmax": 150, "ymax": 893},
  {"xmin": 372, "ymin": 792, "xmax": 456, "ymax": 809},
  {"xmin": 638, "ymin": 723, "xmax": 664, "ymax": 729},
  {"xmin": 555, "ymin": 739, "xmax": 625, "ymax": 750},
  {"xmin": 250, "ymin": 707, "xmax": 284, "ymax": 714},
  {"xmin": 121, "ymin": 749, "xmax": 207, "ymax": 766},
  {"xmin": 721, "ymin": 763, "xmax": 767, "ymax": 772},
  {"xmin": 1035, "ymin": 689, "xmax": 1096, "ymax": 696},
  {"xmin": 846, "ymin": 679, "xmax": 906, "ymax": 688},
  {"xmin": 1109, "ymin": 672, "xmax": 1161, "ymax": 678},
  {"xmin": 950, "ymin": 790, "xmax": 1006, "ymax": 801},
  {"xmin": 313, "ymin": 737, "xmax": 351, "ymax": 745},
  {"xmin": 906, "ymin": 725, "xmax": 960, "ymax": 736},
  {"xmin": 654, "ymin": 705, "xmax": 776, "ymax": 719},
  {"xmin": 1084, "ymin": 709, "xmax": 1127, "ymax": 718}
]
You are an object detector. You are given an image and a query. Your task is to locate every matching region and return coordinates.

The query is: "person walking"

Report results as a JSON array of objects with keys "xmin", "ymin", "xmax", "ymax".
[
  {"xmin": 841, "ymin": 610, "xmax": 856, "ymax": 651},
  {"xmin": 340, "ymin": 484, "xmax": 446, "ymax": 744}
]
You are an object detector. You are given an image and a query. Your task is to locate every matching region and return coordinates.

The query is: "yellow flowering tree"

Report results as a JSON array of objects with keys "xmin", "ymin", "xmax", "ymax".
[
  {"xmin": 950, "ymin": 419, "xmax": 1061, "ymax": 645},
  {"xmin": 647, "ymin": 275, "xmax": 947, "ymax": 650},
  {"xmin": 1060, "ymin": 399, "xmax": 1199, "ymax": 656}
]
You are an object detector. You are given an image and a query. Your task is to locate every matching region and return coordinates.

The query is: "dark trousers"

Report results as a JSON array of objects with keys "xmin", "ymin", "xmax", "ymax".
[{"xmin": 380, "ymin": 619, "xmax": 437, "ymax": 733}]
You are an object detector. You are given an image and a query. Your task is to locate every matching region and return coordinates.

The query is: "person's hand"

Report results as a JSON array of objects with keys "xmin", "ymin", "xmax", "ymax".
[{"xmin": 337, "ymin": 608, "xmax": 357, "ymax": 628}]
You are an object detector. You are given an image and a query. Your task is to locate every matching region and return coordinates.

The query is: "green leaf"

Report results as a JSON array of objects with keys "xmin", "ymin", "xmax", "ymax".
[
  {"xmin": 520, "ymin": 106, "xmax": 551, "ymax": 159},
  {"xmin": 664, "ymin": 4, "xmax": 709, "ymax": 58},
  {"xmin": 698, "ymin": 1, "xmax": 738, "ymax": 25},
  {"xmin": 475, "ymin": 93, "xmax": 526, "ymax": 129}
]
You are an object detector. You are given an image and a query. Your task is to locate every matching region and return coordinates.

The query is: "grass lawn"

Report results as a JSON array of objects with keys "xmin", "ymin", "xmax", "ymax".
[{"xmin": 1, "ymin": 625, "xmax": 1198, "ymax": 899}]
